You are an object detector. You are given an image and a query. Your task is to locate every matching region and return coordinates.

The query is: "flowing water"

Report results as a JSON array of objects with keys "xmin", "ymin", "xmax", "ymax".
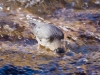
[{"xmin": 0, "ymin": 0, "xmax": 100, "ymax": 75}]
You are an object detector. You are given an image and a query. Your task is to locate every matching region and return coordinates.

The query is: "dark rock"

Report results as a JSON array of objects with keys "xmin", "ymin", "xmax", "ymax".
[
  {"xmin": 75, "ymin": 72, "xmax": 87, "ymax": 75},
  {"xmin": 0, "ymin": 68, "xmax": 6, "ymax": 75},
  {"xmin": 49, "ymin": 65, "xmax": 56, "ymax": 71},
  {"xmin": 66, "ymin": 51, "xmax": 74, "ymax": 56},
  {"xmin": 77, "ymin": 58, "xmax": 88, "ymax": 66}
]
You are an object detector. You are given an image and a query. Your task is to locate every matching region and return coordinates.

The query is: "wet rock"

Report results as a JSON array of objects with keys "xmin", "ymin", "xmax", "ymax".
[
  {"xmin": 38, "ymin": 64, "xmax": 46, "ymax": 70},
  {"xmin": 2, "ymin": 64, "xmax": 18, "ymax": 74},
  {"xmin": 58, "ymin": 67, "xmax": 63, "ymax": 71},
  {"xmin": 69, "ymin": 61, "xmax": 77, "ymax": 65},
  {"xmin": 87, "ymin": 70, "xmax": 98, "ymax": 75},
  {"xmin": 76, "ymin": 67, "xmax": 85, "ymax": 73},
  {"xmin": 75, "ymin": 72, "xmax": 87, "ymax": 75},
  {"xmin": 58, "ymin": 73, "xmax": 67, "ymax": 75},
  {"xmin": 77, "ymin": 58, "xmax": 88, "ymax": 66},
  {"xmin": 48, "ymin": 62, "xmax": 59, "ymax": 72},
  {"xmin": 66, "ymin": 51, "xmax": 75, "ymax": 56},
  {"xmin": 49, "ymin": 65, "xmax": 57, "ymax": 71},
  {"xmin": 0, "ymin": 58, "xmax": 3, "ymax": 61},
  {"xmin": 0, "ymin": 68, "xmax": 6, "ymax": 75},
  {"xmin": 62, "ymin": 72, "xmax": 74, "ymax": 75},
  {"xmin": 74, "ymin": 46, "xmax": 88, "ymax": 54},
  {"xmin": 23, "ymin": 38, "xmax": 37, "ymax": 45},
  {"xmin": 0, "ymin": 64, "xmax": 43, "ymax": 75}
]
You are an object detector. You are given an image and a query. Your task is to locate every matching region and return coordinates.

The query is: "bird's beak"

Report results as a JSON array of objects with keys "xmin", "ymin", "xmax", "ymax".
[{"xmin": 54, "ymin": 48, "xmax": 65, "ymax": 54}]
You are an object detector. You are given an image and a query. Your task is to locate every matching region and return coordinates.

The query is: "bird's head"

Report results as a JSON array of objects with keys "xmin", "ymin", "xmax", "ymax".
[
  {"xmin": 53, "ymin": 39, "xmax": 66, "ymax": 54},
  {"xmin": 54, "ymin": 47, "xmax": 65, "ymax": 54}
]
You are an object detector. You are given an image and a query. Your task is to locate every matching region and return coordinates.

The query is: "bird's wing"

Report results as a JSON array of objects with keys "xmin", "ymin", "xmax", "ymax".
[
  {"xmin": 47, "ymin": 24, "xmax": 64, "ymax": 40},
  {"xmin": 33, "ymin": 23, "xmax": 64, "ymax": 41}
]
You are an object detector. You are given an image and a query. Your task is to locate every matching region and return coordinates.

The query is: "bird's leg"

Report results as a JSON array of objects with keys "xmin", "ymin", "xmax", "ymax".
[
  {"xmin": 37, "ymin": 43, "xmax": 46, "ymax": 54},
  {"xmin": 36, "ymin": 43, "xmax": 42, "ymax": 55},
  {"xmin": 37, "ymin": 43, "xmax": 41, "ymax": 50}
]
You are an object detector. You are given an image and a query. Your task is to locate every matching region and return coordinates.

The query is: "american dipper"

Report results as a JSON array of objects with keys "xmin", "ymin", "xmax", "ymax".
[{"xmin": 30, "ymin": 21, "xmax": 65, "ymax": 53}]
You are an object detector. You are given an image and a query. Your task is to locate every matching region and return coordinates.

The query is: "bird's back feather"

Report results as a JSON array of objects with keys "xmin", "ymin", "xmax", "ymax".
[{"xmin": 32, "ymin": 22, "xmax": 64, "ymax": 42}]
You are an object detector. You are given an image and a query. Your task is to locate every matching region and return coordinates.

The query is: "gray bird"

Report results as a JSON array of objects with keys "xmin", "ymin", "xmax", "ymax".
[{"xmin": 30, "ymin": 21, "xmax": 65, "ymax": 53}]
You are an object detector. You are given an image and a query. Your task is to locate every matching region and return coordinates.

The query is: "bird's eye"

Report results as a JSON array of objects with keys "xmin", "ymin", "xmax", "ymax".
[{"xmin": 39, "ymin": 39, "xmax": 41, "ymax": 41}]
